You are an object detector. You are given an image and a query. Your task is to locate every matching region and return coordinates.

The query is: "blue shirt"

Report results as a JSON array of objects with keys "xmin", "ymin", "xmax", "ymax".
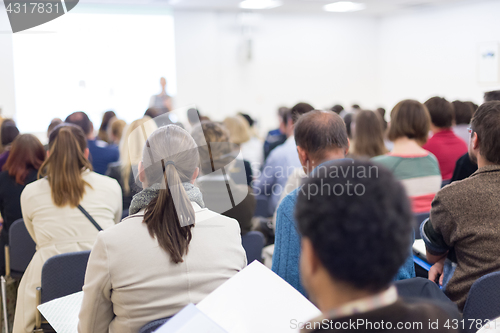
[
  {"xmin": 254, "ymin": 136, "xmax": 301, "ymax": 217},
  {"xmin": 272, "ymin": 172, "xmax": 416, "ymax": 296},
  {"xmin": 87, "ymin": 139, "xmax": 119, "ymax": 175}
]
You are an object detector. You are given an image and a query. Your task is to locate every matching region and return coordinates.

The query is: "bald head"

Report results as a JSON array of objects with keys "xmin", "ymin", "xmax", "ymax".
[
  {"xmin": 65, "ymin": 111, "xmax": 93, "ymax": 137},
  {"xmin": 294, "ymin": 110, "xmax": 349, "ymax": 160}
]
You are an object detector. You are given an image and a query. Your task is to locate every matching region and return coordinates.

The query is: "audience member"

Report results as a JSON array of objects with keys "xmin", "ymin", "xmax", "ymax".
[
  {"xmin": 44, "ymin": 118, "xmax": 63, "ymax": 150},
  {"xmin": 223, "ymin": 116, "xmax": 253, "ymax": 186},
  {"xmin": 484, "ymin": 90, "xmax": 500, "ymax": 102},
  {"xmin": 106, "ymin": 117, "xmax": 158, "ymax": 214},
  {"xmin": 65, "ymin": 111, "xmax": 119, "ymax": 175},
  {"xmin": 273, "ymin": 110, "xmax": 415, "ymax": 296},
  {"xmin": 191, "ymin": 121, "xmax": 255, "ymax": 234},
  {"xmin": 97, "ymin": 110, "xmax": 116, "ymax": 143},
  {"xmin": 422, "ymin": 101, "xmax": 500, "ymax": 311},
  {"xmin": 187, "ymin": 107, "xmax": 201, "ymax": 129},
  {"xmin": 0, "ymin": 121, "xmax": 20, "ymax": 170},
  {"xmin": 330, "ymin": 104, "xmax": 344, "ymax": 115},
  {"xmin": 263, "ymin": 107, "xmax": 288, "ymax": 161},
  {"xmin": 422, "ymin": 97, "xmax": 467, "ymax": 181},
  {"xmin": 296, "ymin": 159, "xmax": 459, "ymax": 333},
  {"xmin": 343, "ymin": 112, "xmax": 354, "ymax": 139},
  {"xmin": 149, "ymin": 77, "xmax": 172, "ymax": 114},
  {"xmin": 78, "ymin": 125, "xmax": 246, "ymax": 333},
  {"xmin": 376, "ymin": 107, "xmax": 388, "ymax": 130},
  {"xmin": 254, "ymin": 102, "xmax": 314, "ymax": 217},
  {"xmin": 238, "ymin": 113, "xmax": 264, "ymax": 175},
  {"xmin": 350, "ymin": 110, "xmax": 387, "ymax": 159},
  {"xmin": 13, "ymin": 124, "xmax": 121, "ymax": 333},
  {"xmin": 374, "ymin": 100, "xmax": 441, "ymax": 213},
  {"xmin": 144, "ymin": 107, "xmax": 160, "ymax": 119},
  {"xmin": 0, "ymin": 134, "xmax": 45, "ymax": 275},
  {"xmin": 107, "ymin": 117, "xmax": 126, "ymax": 146},
  {"xmin": 451, "ymin": 100, "xmax": 474, "ymax": 144}
]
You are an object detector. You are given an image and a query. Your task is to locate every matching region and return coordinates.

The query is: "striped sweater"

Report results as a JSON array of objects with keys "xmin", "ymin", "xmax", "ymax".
[{"xmin": 372, "ymin": 153, "xmax": 442, "ymax": 213}]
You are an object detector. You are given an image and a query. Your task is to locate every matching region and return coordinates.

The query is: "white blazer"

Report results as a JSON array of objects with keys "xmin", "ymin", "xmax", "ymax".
[{"xmin": 78, "ymin": 203, "xmax": 247, "ymax": 333}]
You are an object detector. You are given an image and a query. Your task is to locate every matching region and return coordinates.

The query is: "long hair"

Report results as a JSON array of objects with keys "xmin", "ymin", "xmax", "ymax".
[
  {"xmin": 38, "ymin": 124, "xmax": 93, "ymax": 207},
  {"xmin": 352, "ymin": 110, "xmax": 387, "ymax": 158},
  {"xmin": 119, "ymin": 117, "xmax": 158, "ymax": 194},
  {"xmin": 141, "ymin": 125, "xmax": 199, "ymax": 263},
  {"xmin": 3, "ymin": 134, "xmax": 45, "ymax": 185}
]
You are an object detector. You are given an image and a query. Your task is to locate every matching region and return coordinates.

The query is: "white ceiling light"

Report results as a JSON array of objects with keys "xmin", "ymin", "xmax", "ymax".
[
  {"xmin": 323, "ymin": 1, "xmax": 366, "ymax": 12},
  {"xmin": 239, "ymin": 0, "xmax": 283, "ymax": 10}
]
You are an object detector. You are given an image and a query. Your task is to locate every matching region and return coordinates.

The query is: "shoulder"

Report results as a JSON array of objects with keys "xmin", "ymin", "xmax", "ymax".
[
  {"xmin": 84, "ymin": 171, "xmax": 122, "ymax": 194},
  {"xmin": 277, "ymin": 188, "xmax": 299, "ymax": 217},
  {"xmin": 371, "ymin": 154, "xmax": 396, "ymax": 165}
]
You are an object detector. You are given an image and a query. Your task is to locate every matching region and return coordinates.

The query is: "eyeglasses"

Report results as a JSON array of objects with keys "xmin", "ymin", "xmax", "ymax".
[{"xmin": 468, "ymin": 127, "xmax": 474, "ymax": 134}]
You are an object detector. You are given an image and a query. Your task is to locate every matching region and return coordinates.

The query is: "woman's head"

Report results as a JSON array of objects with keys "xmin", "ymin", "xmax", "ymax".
[
  {"xmin": 40, "ymin": 123, "xmax": 93, "ymax": 207},
  {"xmin": 3, "ymin": 134, "xmax": 45, "ymax": 185},
  {"xmin": 191, "ymin": 121, "xmax": 234, "ymax": 175},
  {"xmin": 107, "ymin": 118, "xmax": 126, "ymax": 144},
  {"xmin": 119, "ymin": 117, "xmax": 158, "ymax": 194},
  {"xmin": 98, "ymin": 111, "xmax": 117, "ymax": 142},
  {"xmin": 352, "ymin": 110, "xmax": 387, "ymax": 158},
  {"xmin": 140, "ymin": 125, "xmax": 200, "ymax": 264},
  {"xmin": 387, "ymin": 100, "xmax": 431, "ymax": 144},
  {"xmin": 1, "ymin": 122, "xmax": 20, "ymax": 147},
  {"xmin": 223, "ymin": 116, "xmax": 250, "ymax": 145}
]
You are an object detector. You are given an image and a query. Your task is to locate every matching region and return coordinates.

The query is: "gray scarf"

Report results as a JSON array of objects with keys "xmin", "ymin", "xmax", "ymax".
[{"xmin": 129, "ymin": 182, "xmax": 205, "ymax": 215}]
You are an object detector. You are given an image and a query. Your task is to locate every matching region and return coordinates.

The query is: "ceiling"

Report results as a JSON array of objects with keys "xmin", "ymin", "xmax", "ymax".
[{"xmin": 81, "ymin": 0, "xmax": 488, "ymax": 16}]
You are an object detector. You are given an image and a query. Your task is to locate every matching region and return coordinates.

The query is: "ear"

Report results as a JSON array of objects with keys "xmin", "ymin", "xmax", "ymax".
[
  {"xmin": 345, "ymin": 138, "xmax": 350, "ymax": 156},
  {"xmin": 472, "ymin": 132, "xmax": 479, "ymax": 150},
  {"xmin": 190, "ymin": 167, "xmax": 199, "ymax": 184},
  {"xmin": 300, "ymin": 238, "xmax": 320, "ymax": 290},
  {"xmin": 84, "ymin": 148, "xmax": 90, "ymax": 160},
  {"xmin": 297, "ymin": 146, "xmax": 309, "ymax": 168},
  {"xmin": 138, "ymin": 161, "xmax": 145, "ymax": 183},
  {"xmin": 46, "ymin": 150, "xmax": 50, "ymax": 158}
]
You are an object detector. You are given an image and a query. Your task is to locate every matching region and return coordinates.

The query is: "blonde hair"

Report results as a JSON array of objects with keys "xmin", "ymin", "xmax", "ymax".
[
  {"xmin": 223, "ymin": 116, "xmax": 250, "ymax": 145},
  {"xmin": 119, "ymin": 117, "xmax": 158, "ymax": 194},
  {"xmin": 108, "ymin": 118, "xmax": 126, "ymax": 144},
  {"xmin": 39, "ymin": 124, "xmax": 93, "ymax": 207}
]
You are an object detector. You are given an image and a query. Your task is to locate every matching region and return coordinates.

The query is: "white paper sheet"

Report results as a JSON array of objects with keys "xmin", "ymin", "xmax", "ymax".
[
  {"xmin": 155, "ymin": 303, "xmax": 227, "ymax": 333},
  {"xmin": 413, "ymin": 239, "xmax": 426, "ymax": 256},
  {"xmin": 197, "ymin": 261, "xmax": 321, "ymax": 333},
  {"xmin": 37, "ymin": 291, "xmax": 83, "ymax": 333}
]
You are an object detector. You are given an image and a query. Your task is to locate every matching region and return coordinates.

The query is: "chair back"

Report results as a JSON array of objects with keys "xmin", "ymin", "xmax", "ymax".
[
  {"xmin": 241, "ymin": 231, "xmax": 265, "ymax": 264},
  {"xmin": 138, "ymin": 317, "xmax": 171, "ymax": 333},
  {"xmin": 40, "ymin": 250, "xmax": 91, "ymax": 304},
  {"xmin": 463, "ymin": 271, "xmax": 500, "ymax": 333},
  {"xmin": 9, "ymin": 218, "xmax": 36, "ymax": 274},
  {"xmin": 414, "ymin": 212, "xmax": 430, "ymax": 239}
]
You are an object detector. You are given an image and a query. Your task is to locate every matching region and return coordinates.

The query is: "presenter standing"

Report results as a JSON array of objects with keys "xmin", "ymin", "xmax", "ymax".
[{"xmin": 149, "ymin": 77, "xmax": 172, "ymax": 114}]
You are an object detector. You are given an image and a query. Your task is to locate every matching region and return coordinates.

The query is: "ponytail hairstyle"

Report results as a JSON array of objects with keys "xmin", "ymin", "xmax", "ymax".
[
  {"xmin": 141, "ymin": 125, "xmax": 199, "ymax": 263},
  {"xmin": 38, "ymin": 123, "xmax": 93, "ymax": 207}
]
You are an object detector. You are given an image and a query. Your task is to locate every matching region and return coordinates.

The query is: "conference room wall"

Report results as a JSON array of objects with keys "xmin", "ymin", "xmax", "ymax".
[{"xmin": 174, "ymin": 11, "xmax": 380, "ymax": 132}]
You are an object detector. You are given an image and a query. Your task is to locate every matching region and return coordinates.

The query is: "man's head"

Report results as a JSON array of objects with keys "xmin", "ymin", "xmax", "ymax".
[
  {"xmin": 484, "ymin": 90, "xmax": 500, "ymax": 102},
  {"xmin": 424, "ymin": 97, "xmax": 454, "ymax": 130},
  {"xmin": 468, "ymin": 101, "xmax": 500, "ymax": 167},
  {"xmin": 452, "ymin": 100, "xmax": 474, "ymax": 126},
  {"xmin": 65, "ymin": 112, "xmax": 93, "ymax": 139},
  {"xmin": 290, "ymin": 102, "xmax": 314, "ymax": 124},
  {"xmin": 294, "ymin": 110, "xmax": 349, "ymax": 174},
  {"xmin": 296, "ymin": 160, "xmax": 412, "ymax": 309}
]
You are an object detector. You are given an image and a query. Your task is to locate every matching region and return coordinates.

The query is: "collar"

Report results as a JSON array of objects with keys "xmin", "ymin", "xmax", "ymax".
[
  {"xmin": 301, "ymin": 286, "xmax": 398, "ymax": 333},
  {"xmin": 470, "ymin": 164, "xmax": 500, "ymax": 177},
  {"xmin": 285, "ymin": 135, "xmax": 296, "ymax": 145}
]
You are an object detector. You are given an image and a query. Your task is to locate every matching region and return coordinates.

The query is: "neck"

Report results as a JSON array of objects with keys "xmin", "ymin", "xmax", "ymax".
[
  {"xmin": 430, "ymin": 125, "xmax": 450, "ymax": 134},
  {"xmin": 391, "ymin": 137, "xmax": 426, "ymax": 156},
  {"xmin": 308, "ymin": 150, "xmax": 345, "ymax": 172},
  {"xmin": 477, "ymin": 154, "xmax": 496, "ymax": 169},
  {"xmin": 312, "ymin": 276, "xmax": 375, "ymax": 313}
]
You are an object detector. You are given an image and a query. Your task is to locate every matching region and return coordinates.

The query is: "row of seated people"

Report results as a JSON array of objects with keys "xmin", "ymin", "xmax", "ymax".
[{"xmin": 0, "ymin": 93, "xmax": 498, "ymax": 332}]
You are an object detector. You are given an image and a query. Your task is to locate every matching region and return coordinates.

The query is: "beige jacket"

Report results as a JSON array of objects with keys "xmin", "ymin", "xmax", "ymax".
[
  {"xmin": 78, "ymin": 203, "xmax": 247, "ymax": 333},
  {"xmin": 13, "ymin": 170, "xmax": 122, "ymax": 333}
]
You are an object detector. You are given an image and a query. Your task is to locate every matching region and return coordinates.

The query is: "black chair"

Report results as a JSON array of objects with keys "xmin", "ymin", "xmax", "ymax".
[
  {"xmin": 5, "ymin": 218, "xmax": 36, "ymax": 279},
  {"xmin": 462, "ymin": 271, "xmax": 500, "ymax": 333},
  {"xmin": 138, "ymin": 316, "xmax": 172, "ymax": 333},
  {"xmin": 413, "ymin": 212, "xmax": 430, "ymax": 239},
  {"xmin": 241, "ymin": 231, "xmax": 265, "ymax": 264},
  {"xmin": 34, "ymin": 251, "xmax": 91, "ymax": 330},
  {"xmin": 441, "ymin": 179, "xmax": 451, "ymax": 188}
]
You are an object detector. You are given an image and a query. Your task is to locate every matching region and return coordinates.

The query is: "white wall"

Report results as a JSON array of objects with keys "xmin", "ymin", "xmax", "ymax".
[
  {"xmin": 378, "ymin": 0, "xmax": 500, "ymax": 110},
  {"xmin": 0, "ymin": 5, "xmax": 16, "ymax": 119},
  {"xmin": 174, "ymin": 11, "xmax": 380, "ymax": 131}
]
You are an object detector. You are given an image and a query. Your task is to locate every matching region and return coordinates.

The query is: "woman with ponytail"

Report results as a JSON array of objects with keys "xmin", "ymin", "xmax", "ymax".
[
  {"xmin": 13, "ymin": 124, "xmax": 122, "ymax": 333},
  {"xmin": 78, "ymin": 125, "xmax": 246, "ymax": 333}
]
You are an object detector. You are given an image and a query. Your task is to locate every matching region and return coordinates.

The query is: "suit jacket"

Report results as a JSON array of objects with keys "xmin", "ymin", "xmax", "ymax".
[
  {"xmin": 424, "ymin": 165, "xmax": 500, "ymax": 310},
  {"xmin": 77, "ymin": 204, "xmax": 247, "ymax": 333},
  {"xmin": 303, "ymin": 300, "xmax": 460, "ymax": 333}
]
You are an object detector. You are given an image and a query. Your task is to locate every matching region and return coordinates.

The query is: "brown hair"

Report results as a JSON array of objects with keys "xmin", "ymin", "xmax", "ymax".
[
  {"xmin": 141, "ymin": 125, "xmax": 199, "ymax": 263},
  {"xmin": 291, "ymin": 102, "xmax": 314, "ymax": 124},
  {"xmin": 3, "ymin": 134, "xmax": 45, "ymax": 185},
  {"xmin": 295, "ymin": 110, "xmax": 348, "ymax": 157},
  {"xmin": 484, "ymin": 90, "xmax": 500, "ymax": 102},
  {"xmin": 470, "ymin": 101, "xmax": 500, "ymax": 164},
  {"xmin": 39, "ymin": 124, "xmax": 93, "ymax": 207},
  {"xmin": 223, "ymin": 116, "xmax": 250, "ymax": 145},
  {"xmin": 387, "ymin": 100, "xmax": 431, "ymax": 144},
  {"xmin": 424, "ymin": 97, "xmax": 454, "ymax": 128},
  {"xmin": 98, "ymin": 111, "xmax": 117, "ymax": 142},
  {"xmin": 452, "ymin": 100, "xmax": 474, "ymax": 125},
  {"xmin": 352, "ymin": 110, "xmax": 387, "ymax": 158}
]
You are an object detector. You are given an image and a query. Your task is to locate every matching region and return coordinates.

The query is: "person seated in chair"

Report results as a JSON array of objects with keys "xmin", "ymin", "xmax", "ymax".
[{"xmin": 295, "ymin": 159, "xmax": 459, "ymax": 333}]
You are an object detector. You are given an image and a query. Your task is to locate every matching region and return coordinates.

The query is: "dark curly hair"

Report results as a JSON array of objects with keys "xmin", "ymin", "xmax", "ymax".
[{"xmin": 295, "ymin": 159, "xmax": 413, "ymax": 292}]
